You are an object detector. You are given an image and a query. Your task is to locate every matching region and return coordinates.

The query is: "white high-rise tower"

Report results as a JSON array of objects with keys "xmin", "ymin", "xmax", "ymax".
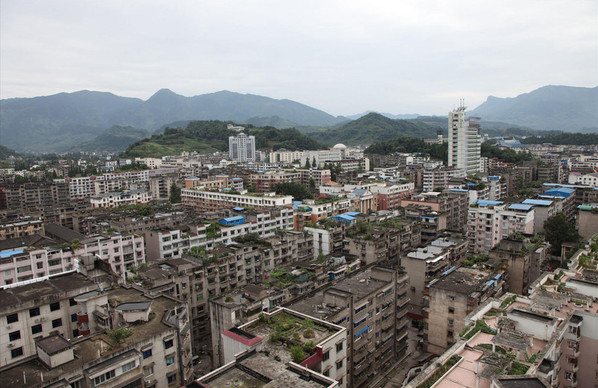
[
  {"xmin": 229, "ymin": 132, "xmax": 256, "ymax": 162},
  {"xmin": 448, "ymin": 102, "xmax": 481, "ymax": 174}
]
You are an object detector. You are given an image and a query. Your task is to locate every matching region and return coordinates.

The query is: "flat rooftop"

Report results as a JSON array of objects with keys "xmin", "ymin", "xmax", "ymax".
[{"xmin": 430, "ymin": 267, "xmax": 495, "ymax": 295}]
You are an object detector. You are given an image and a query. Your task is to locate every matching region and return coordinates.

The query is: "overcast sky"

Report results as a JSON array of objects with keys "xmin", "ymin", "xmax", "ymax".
[{"xmin": 1, "ymin": 1, "xmax": 597, "ymax": 116}]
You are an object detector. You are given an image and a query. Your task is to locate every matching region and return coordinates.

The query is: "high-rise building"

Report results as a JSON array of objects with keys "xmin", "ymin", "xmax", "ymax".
[
  {"xmin": 228, "ymin": 132, "xmax": 256, "ymax": 162},
  {"xmin": 448, "ymin": 104, "xmax": 481, "ymax": 174}
]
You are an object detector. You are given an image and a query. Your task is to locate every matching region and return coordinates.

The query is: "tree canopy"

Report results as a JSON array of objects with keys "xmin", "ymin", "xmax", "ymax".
[
  {"xmin": 273, "ymin": 182, "xmax": 313, "ymax": 201},
  {"xmin": 544, "ymin": 212, "xmax": 580, "ymax": 255}
]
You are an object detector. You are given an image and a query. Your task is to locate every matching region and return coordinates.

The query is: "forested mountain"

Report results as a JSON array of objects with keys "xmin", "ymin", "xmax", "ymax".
[
  {"xmin": 78, "ymin": 126, "xmax": 149, "ymax": 152},
  {"xmin": 123, "ymin": 120, "xmax": 326, "ymax": 158},
  {"xmin": 309, "ymin": 112, "xmax": 440, "ymax": 146},
  {"xmin": 0, "ymin": 89, "xmax": 344, "ymax": 152},
  {"xmin": 469, "ymin": 85, "xmax": 598, "ymax": 132}
]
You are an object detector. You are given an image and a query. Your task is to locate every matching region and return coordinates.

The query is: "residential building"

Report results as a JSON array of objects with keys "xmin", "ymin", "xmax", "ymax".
[
  {"xmin": 448, "ymin": 105, "xmax": 481, "ymax": 174},
  {"xmin": 181, "ymin": 189, "xmax": 293, "ymax": 211},
  {"xmin": 229, "ymin": 132, "xmax": 256, "ymax": 162},
  {"xmin": 89, "ymin": 189, "xmax": 151, "ymax": 208},
  {"xmin": 0, "ymin": 218, "xmax": 44, "ymax": 240},
  {"xmin": 421, "ymin": 167, "xmax": 466, "ymax": 192},
  {"xmin": 289, "ymin": 266, "xmax": 410, "ymax": 388},
  {"xmin": 577, "ymin": 205, "xmax": 598, "ymax": 241},
  {"xmin": 467, "ymin": 200, "xmax": 535, "ymax": 254}
]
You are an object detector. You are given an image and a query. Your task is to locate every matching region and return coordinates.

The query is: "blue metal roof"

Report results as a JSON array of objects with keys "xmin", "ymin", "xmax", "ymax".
[
  {"xmin": 545, "ymin": 188, "xmax": 574, "ymax": 198},
  {"xmin": 355, "ymin": 326, "xmax": 370, "ymax": 337},
  {"xmin": 509, "ymin": 203, "xmax": 533, "ymax": 211},
  {"xmin": 220, "ymin": 215, "xmax": 245, "ymax": 224},
  {"xmin": 0, "ymin": 249, "xmax": 24, "ymax": 258},
  {"xmin": 476, "ymin": 200, "xmax": 504, "ymax": 206},
  {"xmin": 233, "ymin": 207, "xmax": 245, "ymax": 211},
  {"xmin": 420, "ymin": 216, "xmax": 438, "ymax": 219},
  {"xmin": 522, "ymin": 199, "xmax": 553, "ymax": 206},
  {"xmin": 450, "ymin": 188, "xmax": 468, "ymax": 192},
  {"xmin": 331, "ymin": 214, "xmax": 356, "ymax": 222}
]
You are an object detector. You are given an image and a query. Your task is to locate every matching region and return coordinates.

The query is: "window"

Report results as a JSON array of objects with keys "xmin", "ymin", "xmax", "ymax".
[
  {"xmin": 336, "ymin": 342, "xmax": 343, "ymax": 353},
  {"xmin": 7, "ymin": 313, "xmax": 18, "ymax": 324},
  {"xmin": 323, "ymin": 350, "xmax": 330, "ymax": 361},
  {"xmin": 52, "ymin": 318, "xmax": 63, "ymax": 328},
  {"xmin": 336, "ymin": 359, "xmax": 343, "ymax": 369},
  {"xmin": 165, "ymin": 356, "xmax": 175, "ymax": 366},
  {"xmin": 71, "ymin": 313, "xmax": 77, "ymax": 322},
  {"xmin": 164, "ymin": 339, "xmax": 174, "ymax": 349},
  {"xmin": 448, "ymin": 319, "xmax": 454, "ymax": 326},
  {"xmin": 50, "ymin": 302, "xmax": 61, "ymax": 311},
  {"xmin": 94, "ymin": 370, "xmax": 116, "ymax": 385},
  {"xmin": 30, "ymin": 307, "xmax": 41, "ymax": 317},
  {"xmin": 9, "ymin": 330, "xmax": 21, "ymax": 341},
  {"xmin": 144, "ymin": 365, "xmax": 154, "ymax": 376},
  {"xmin": 143, "ymin": 348, "xmax": 153, "ymax": 359},
  {"xmin": 69, "ymin": 298, "xmax": 77, "ymax": 306},
  {"xmin": 36, "ymin": 262, "xmax": 43, "ymax": 269},
  {"xmin": 448, "ymin": 307, "xmax": 455, "ymax": 314},
  {"xmin": 11, "ymin": 347, "xmax": 23, "ymax": 358},
  {"xmin": 31, "ymin": 324, "xmax": 42, "ymax": 334},
  {"xmin": 121, "ymin": 360, "xmax": 136, "ymax": 373},
  {"xmin": 73, "ymin": 329, "xmax": 79, "ymax": 337},
  {"xmin": 167, "ymin": 374, "xmax": 176, "ymax": 384},
  {"xmin": 449, "ymin": 296, "xmax": 455, "ymax": 302},
  {"xmin": 323, "ymin": 369, "xmax": 329, "ymax": 377}
]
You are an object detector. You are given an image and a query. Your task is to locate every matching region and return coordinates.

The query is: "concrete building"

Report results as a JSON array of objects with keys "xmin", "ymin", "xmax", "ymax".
[
  {"xmin": 149, "ymin": 174, "xmax": 178, "ymax": 201},
  {"xmin": 401, "ymin": 190, "xmax": 469, "ymax": 232},
  {"xmin": 577, "ymin": 205, "xmax": 598, "ymax": 241},
  {"xmin": 289, "ymin": 266, "xmax": 410, "ymax": 388},
  {"xmin": 229, "ymin": 132, "xmax": 256, "ymax": 162},
  {"xmin": 424, "ymin": 266, "xmax": 506, "ymax": 354},
  {"xmin": 422, "ymin": 167, "xmax": 466, "ymax": 192},
  {"xmin": 522, "ymin": 198, "xmax": 559, "ymax": 234},
  {"xmin": 0, "ymin": 218, "xmax": 44, "ymax": 240},
  {"xmin": 448, "ymin": 105, "xmax": 482, "ymax": 174},
  {"xmin": 1, "ymin": 181, "xmax": 70, "ymax": 211},
  {"xmin": 181, "ymin": 189, "xmax": 293, "ymax": 211},
  {"xmin": 89, "ymin": 189, "xmax": 151, "ymax": 208},
  {"xmin": 467, "ymin": 200, "xmax": 535, "ymax": 254},
  {"xmin": 0, "ymin": 277, "xmax": 193, "ymax": 386}
]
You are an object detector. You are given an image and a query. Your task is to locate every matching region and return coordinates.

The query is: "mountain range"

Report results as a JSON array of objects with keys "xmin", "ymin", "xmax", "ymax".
[{"xmin": 0, "ymin": 85, "xmax": 596, "ymax": 153}]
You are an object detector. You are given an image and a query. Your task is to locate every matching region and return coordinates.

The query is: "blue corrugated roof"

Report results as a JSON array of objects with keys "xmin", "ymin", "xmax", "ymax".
[
  {"xmin": 233, "ymin": 207, "xmax": 245, "ymax": 211},
  {"xmin": 450, "ymin": 188, "xmax": 468, "ymax": 192},
  {"xmin": 345, "ymin": 211, "xmax": 361, "ymax": 216},
  {"xmin": 0, "ymin": 249, "xmax": 24, "ymax": 258},
  {"xmin": 476, "ymin": 200, "xmax": 504, "ymax": 206},
  {"xmin": 221, "ymin": 215, "xmax": 245, "ymax": 222},
  {"xmin": 545, "ymin": 188, "xmax": 575, "ymax": 198},
  {"xmin": 332, "ymin": 214, "xmax": 356, "ymax": 221},
  {"xmin": 420, "ymin": 216, "xmax": 438, "ymax": 219},
  {"xmin": 522, "ymin": 199, "xmax": 553, "ymax": 206},
  {"xmin": 509, "ymin": 203, "xmax": 533, "ymax": 211}
]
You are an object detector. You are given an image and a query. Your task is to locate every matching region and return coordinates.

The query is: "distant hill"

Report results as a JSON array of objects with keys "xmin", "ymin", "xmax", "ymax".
[
  {"xmin": 123, "ymin": 120, "xmax": 326, "ymax": 158},
  {"xmin": 0, "ymin": 144, "xmax": 19, "ymax": 159},
  {"xmin": 346, "ymin": 111, "xmax": 420, "ymax": 120},
  {"xmin": 78, "ymin": 126, "xmax": 149, "ymax": 152},
  {"xmin": 0, "ymin": 89, "xmax": 345, "ymax": 152},
  {"xmin": 309, "ymin": 112, "xmax": 439, "ymax": 146},
  {"xmin": 244, "ymin": 115, "xmax": 298, "ymax": 129},
  {"xmin": 469, "ymin": 85, "xmax": 598, "ymax": 132}
]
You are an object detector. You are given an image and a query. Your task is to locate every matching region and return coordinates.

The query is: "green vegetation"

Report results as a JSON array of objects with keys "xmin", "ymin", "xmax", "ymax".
[
  {"xmin": 169, "ymin": 183, "xmax": 181, "ymax": 203},
  {"xmin": 0, "ymin": 145, "xmax": 19, "ymax": 159},
  {"xmin": 544, "ymin": 212, "xmax": 580, "ymax": 255},
  {"xmin": 521, "ymin": 132, "xmax": 598, "ymax": 146},
  {"xmin": 480, "ymin": 142, "xmax": 533, "ymax": 164},
  {"xmin": 233, "ymin": 233, "xmax": 272, "ymax": 247},
  {"xmin": 316, "ymin": 113, "xmax": 438, "ymax": 146},
  {"xmin": 462, "ymin": 254, "xmax": 490, "ymax": 267},
  {"xmin": 124, "ymin": 120, "xmax": 326, "ymax": 157},
  {"xmin": 115, "ymin": 204, "xmax": 155, "ymax": 217},
  {"xmin": 365, "ymin": 136, "xmax": 447, "ymax": 160},
  {"xmin": 463, "ymin": 320, "xmax": 497, "ymax": 340},
  {"xmin": 273, "ymin": 182, "xmax": 313, "ymax": 200},
  {"xmin": 79, "ymin": 126, "xmax": 149, "ymax": 152},
  {"xmin": 501, "ymin": 295, "xmax": 517, "ymax": 309},
  {"xmin": 108, "ymin": 328, "xmax": 132, "ymax": 345},
  {"xmin": 508, "ymin": 361, "xmax": 530, "ymax": 375},
  {"xmin": 291, "ymin": 345, "xmax": 306, "ymax": 363},
  {"xmin": 417, "ymin": 355, "xmax": 462, "ymax": 388}
]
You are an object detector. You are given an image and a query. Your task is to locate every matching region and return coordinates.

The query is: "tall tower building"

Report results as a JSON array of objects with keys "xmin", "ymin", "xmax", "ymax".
[
  {"xmin": 228, "ymin": 132, "xmax": 256, "ymax": 162},
  {"xmin": 448, "ymin": 102, "xmax": 481, "ymax": 174}
]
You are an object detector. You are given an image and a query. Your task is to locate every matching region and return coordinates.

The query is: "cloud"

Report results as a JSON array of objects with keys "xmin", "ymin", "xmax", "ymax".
[{"xmin": 1, "ymin": 0, "xmax": 596, "ymax": 115}]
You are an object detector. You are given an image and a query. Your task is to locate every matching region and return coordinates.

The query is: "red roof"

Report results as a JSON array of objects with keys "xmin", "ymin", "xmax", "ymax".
[{"xmin": 222, "ymin": 330, "xmax": 262, "ymax": 346}]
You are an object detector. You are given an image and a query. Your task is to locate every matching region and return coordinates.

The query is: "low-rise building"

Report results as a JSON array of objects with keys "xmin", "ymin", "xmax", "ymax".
[{"xmin": 181, "ymin": 189, "xmax": 293, "ymax": 211}]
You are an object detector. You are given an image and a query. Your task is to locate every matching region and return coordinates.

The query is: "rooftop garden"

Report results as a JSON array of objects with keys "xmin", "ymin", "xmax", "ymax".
[
  {"xmin": 416, "ymin": 355, "xmax": 462, "ymax": 388},
  {"xmin": 234, "ymin": 233, "xmax": 273, "ymax": 247}
]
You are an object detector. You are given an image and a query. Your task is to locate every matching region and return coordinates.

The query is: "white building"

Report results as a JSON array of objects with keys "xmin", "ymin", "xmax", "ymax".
[
  {"xmin": 229, "ymin": 132, "xmax": 256, "ymax": 162},
  {"xmin": 89, "ymin": 189, "xmax": 151, "ymax": 208},
  {"xmin": 448, "ymin": 104, "xmax": 481, "ymax": 174}
]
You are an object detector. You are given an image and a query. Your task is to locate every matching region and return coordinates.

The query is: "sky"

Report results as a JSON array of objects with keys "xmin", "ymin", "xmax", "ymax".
[{"xmin": 1, "ymin": 0, "xmax": 597, "ymax": 116}]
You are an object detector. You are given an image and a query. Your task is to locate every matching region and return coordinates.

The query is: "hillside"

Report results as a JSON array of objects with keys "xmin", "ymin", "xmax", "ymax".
[
  {"xmin": 310, "ymin": 112, "xmax": 439, "ymax": 146},
  {"xmin": 0, "ymin": 89, "xmax": 345, "ymax": 153},
  {"xmin": 78, "ymin": 126, "xmax": 149, "ymax": 152},
  {"xmin": 470, "ymin": 85, "xmax": 598, "ymax": 132},
  {"xmin": 0, "ymin": 145, "xmax": 19, "ymax": 159},
  {"xmin": 123, "ymin": 120, "xmax": 326, "ymax": 158}
]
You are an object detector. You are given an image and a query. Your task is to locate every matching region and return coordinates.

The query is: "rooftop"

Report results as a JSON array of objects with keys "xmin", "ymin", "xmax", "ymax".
[{"xmin": 429, "ymin": 267, "xmax": 496, "ymax": 295}]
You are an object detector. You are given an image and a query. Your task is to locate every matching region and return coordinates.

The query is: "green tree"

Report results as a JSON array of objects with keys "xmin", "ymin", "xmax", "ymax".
[
  {"xmin": 544, "ymin": 213, "xmax": 580, "ymax": 255},
  {"xmin": 169, "ymin": 182, "xmax": 181, "ymax": 203},
  {"xmin": 304, "ymin": 159, "xmax": 311, "ymax": 169},
  {"xmin": 290, "ymin": 345, "xmax": 306, "ymax": 363},
  {"xmin": 273, "ymin": 182, "xmax": 313, "ymax": 201}
]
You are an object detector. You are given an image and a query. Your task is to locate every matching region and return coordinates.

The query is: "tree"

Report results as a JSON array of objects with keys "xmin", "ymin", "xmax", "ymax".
[
  {"xmin": 309, "ymin": 178, "xmax": 316, "ymax": 191},
  {"xmin": 291, "ymin": 345, "xmax": 306, "ymax": 363},
  {"xmin": 304, "ymin": 159, "xmax": 311, "ymax": 169},
  {"xmin": 312, "ymin": 157, "xmax": 317, "ymax": 168},
  {"xmin": 273, "ymin": 182, "xmax": 313, "ymax": 201},
  {"xmin": 544, "ymin": 213, "xmax": 580, "ymax": 255},
  {"xmin": 169, "ymin": 182, "xmax": 181, "ymax": 203}
]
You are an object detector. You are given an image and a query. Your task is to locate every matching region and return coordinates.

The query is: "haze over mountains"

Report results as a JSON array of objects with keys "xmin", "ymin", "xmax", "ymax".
[{"xmin": 0, "ymin": 85, "xmax": 596, "ymax": 153}]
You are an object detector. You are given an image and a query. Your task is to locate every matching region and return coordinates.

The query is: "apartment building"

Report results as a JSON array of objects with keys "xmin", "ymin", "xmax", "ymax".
[
  {"xmin": 485, "ymin": 175, "xmax": 507, "ymax": 201},
  {"xmin": 144, "ymin": 207, "xmax": 294, "ymax": 260},
  {"xmin": 201, "ymin": 307, "xmax": 346, "ymax": 387},
  {"xmin": 488, "ymin": 236, "xmax": 548, "ymax": 294},
  {"xmin": 268, "ymin": 149, "xmax": 304, "ymax": 164},
  {"xmin": 578, "ymin": 205, "xmax": 598, "ymax": 241},
  {"xmin": 295, "ymin": 198, "xmax": 352, "ymax": 230},
  {"xmin": 289, "ymin": 266, "xmax": 410, "ymax": 388},
  {"xmin": 0, "ymin": 218, "xmax": 44, "ymax": 240},
  {"xmin": 297, "ymin": 168, "xmax": 332, "ymax": 188},
  {"xmin": 89, "ymin": 189, "xmax": 151, "ymax": 208},
  {"xmin": 343, "ymin": 224, "xmax": 400, "ymax": 265},
  {"xmin": 448, "ymin": 105, "xmax": 481, "ymax": 174},
  {"xmin": 369, "ymin": 182, "xmax": 414, "ymax": 211},
  {"xmin": 149, "ymin": 174, "xmax": 178, "ymax": 200},
  {"xmin": 521, "ymin": 198, "xmax": 559, "ymax": 234},
  {"xmin": 0, "ymin": 278, "xmax": 193, "ymax": 387},
  {"xmin": 421, "ymin": 167, "xmax": 466, "ymax": 192},
  {"xmin": 467, "ymin": 200, "xmax": 535, "ymax": 254},
  {"xmin": 0, "ymin": 232, "xmax": 146, "ymax": 285},
  {"xmin": 250, "ymin": 170, "xmax": 301, "ymax": 192},
  {"xmin": 229, "ymin": 132, "xmax": 256, "ymax": 162},
  {"xmin": 181, "ymin": 189, "xmax": 293, "ymax": 211},
  {"xmin": 400, "ymin": 190, "xmax": 469, "ymax": 232},
  {"xmin": 424, "ymin": 266, "xmax": 507, "ymax": 354},
  {"xmin": 1, "ymin": 181, "xmax": 70, "ymax": 211}
]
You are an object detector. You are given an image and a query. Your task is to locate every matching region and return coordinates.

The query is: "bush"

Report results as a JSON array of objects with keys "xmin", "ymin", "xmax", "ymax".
[
  {"xmin": 109, "ymin": 328, "xmax": 132, "ymax": 344},
  {"xmin": 303, "ymin": 328, "xmax": 315, "ymax": 338},
  {"xmin": 291, "ymin": 345, "xmax": 306, "ymax": 363}
]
